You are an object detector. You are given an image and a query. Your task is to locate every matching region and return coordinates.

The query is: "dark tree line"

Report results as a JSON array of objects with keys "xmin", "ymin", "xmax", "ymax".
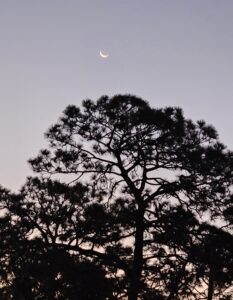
[{"xmin": 0, "ymin": 95, "xmax": 233, "ymax": 300}]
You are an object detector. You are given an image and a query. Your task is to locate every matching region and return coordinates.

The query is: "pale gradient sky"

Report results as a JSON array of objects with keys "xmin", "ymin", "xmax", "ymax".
[{"xmin": 0, "ymin": 0, "xmax": 233, "ymax": 191}]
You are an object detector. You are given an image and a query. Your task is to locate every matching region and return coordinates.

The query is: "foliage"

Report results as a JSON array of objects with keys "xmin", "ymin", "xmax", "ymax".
[{"xmin": 1, "ymin": 95, "xmax": 233, "ymax": 300}]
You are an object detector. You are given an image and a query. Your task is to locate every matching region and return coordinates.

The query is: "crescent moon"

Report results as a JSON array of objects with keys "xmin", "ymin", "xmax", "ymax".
[{"xmin": 99, "ymin": 51, "xmax": 109, "ymax": 58}]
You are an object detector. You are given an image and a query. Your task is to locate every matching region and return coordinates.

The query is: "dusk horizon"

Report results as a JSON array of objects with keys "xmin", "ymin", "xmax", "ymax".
[{"xmin": 0, "ymin": 2, "xmax": 233, "ymax": 300}]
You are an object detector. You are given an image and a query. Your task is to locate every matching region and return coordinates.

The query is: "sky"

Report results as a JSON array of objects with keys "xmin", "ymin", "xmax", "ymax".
[{"xmin": 1, "ymin": 0, "xmax": 233, "ymax": 191}]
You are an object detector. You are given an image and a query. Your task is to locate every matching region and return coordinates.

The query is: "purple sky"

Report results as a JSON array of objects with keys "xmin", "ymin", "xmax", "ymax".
[{"xmin": 1, "ymin": 0, "xmax": 233, "ymax": 191}]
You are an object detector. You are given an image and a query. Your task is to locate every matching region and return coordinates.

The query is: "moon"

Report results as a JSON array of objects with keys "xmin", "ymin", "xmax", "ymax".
[{"xmin": 99, "ymin": 51, "xmax": 109, "ymax": 58}]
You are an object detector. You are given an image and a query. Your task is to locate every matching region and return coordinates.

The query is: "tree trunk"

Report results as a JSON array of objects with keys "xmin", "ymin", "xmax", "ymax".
[
  {"xmin": 128, "ymin": 208, "xmax": 144, "ymax": 300},
  {"xmin": 207, "ymin": 264, "xmax": 214, "ymax": 300}
]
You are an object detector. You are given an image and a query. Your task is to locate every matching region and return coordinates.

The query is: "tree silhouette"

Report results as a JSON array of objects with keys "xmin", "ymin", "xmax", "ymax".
[
  {"xmin": 150, "ymin": 205, "xmax": 233, "ymax": 299},
  {"xmin": 0, "ymin": 182, "xmax": 116, "ymax": 300},
  {"xmin": 1, "ymin": 95, "xmax": 233, "ymax": 299}
]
